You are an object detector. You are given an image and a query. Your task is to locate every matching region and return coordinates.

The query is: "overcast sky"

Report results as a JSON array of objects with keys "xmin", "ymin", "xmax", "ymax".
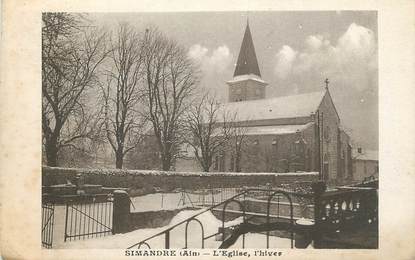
[{"xmin": 90, "ymin": 11, "xmax": 378, "ymax": 149}]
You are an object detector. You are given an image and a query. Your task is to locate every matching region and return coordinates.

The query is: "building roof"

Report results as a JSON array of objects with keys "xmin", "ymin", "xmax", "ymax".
[
  {"xmin": 237, "ymin": 122, "xmax": 314, "ymax": 136},
  {"xmin": 212, "ymin": 122, "xmax": 314, "ymax": 137},
  {"xmin": 353, "ymin": 149, "xmax": 378, "ymax": 161},
  {"xmin": 219, "ymin": 90, "xmax": 326, "ymax": 122},
  {"xmin": 233, "ymin": 22, "xmax": 261, "ymax": 77}
]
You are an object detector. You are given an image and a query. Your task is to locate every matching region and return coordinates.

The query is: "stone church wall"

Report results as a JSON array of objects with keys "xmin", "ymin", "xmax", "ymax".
[
  {"xmin": 228, "ymin": 79, "xmax": 266, "ymax": 102},
  {"xmin": 337, "ymin": 129, "xmax": 353, "ymax": 184},
  {"xmin": 215, "ymin": 124, "xmax": 318, "ymax": 174}
]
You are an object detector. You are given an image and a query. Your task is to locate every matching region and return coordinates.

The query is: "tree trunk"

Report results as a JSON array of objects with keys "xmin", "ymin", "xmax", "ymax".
[
  {"xmin": 235, "ymin": 153, "xmax": 241, "ymax": 172},
  {"xmin": 45, "ymin": 135, "xmax": 59, "ymax": 167},
  {"xmin": 162, "ymin": 159, "xmax": 171, "ymax": 171},
  {"xmin": 115, "ymin": 151, "xmax": 124, "ymax": 169},
  {"xmin": 161, "ymin": 153, "xmax": 172, "ymax": 171},
  {"xmin": 201, "ymin": 155, "xmax": 211, "ymax": 172},
  {"xmin": 162, "ymin": 160, "xmax": 170, "ymax": 171},
  {"xmin": 202, "ymin": 163, "xmax": 210, "ymax": 172},
  {"xmin": 46, "ymin": 145, "xmax": 58, "ymax": 167}
]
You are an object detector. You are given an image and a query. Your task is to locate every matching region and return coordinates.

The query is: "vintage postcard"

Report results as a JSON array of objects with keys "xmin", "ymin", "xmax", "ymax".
[{"xmin": 1, "ymin": 0, "xmax": 414, "ymax": 259}]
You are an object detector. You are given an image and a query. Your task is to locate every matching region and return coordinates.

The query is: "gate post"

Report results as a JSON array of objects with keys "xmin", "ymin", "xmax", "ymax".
[
  {"xmin": 311, "ymin": 181, "xmax": 326, "ymax": 248},
  {"xmin": 112, "ymin": 190, "xmax": 130, "ymax": 234}
]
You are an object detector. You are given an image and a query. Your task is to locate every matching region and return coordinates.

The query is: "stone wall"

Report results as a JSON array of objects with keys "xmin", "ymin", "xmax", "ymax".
[
  {"xmin": 42, "ymin": 167, "xmax": 319, "ymax": 195},
  {"xmin": 227, "ymin": 78, "xmax": 266, "ymax": 102}
]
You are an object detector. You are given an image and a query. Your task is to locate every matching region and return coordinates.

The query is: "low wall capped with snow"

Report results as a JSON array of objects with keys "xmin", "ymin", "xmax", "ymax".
[{"xmin": 42, "ymin": 167, "xmax": 319, "ymax": 194}]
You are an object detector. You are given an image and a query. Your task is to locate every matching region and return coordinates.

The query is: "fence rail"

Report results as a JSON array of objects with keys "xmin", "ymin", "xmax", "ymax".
[
  {"xmin": 316, "ymin": 187, "xmax": 378, "ymax": 232},
  {"xmin": 177, "ymin": 181, "xmax": 314, "ymax": 207},
  {"xmin": 41, "ymin": 203, "xmax": 55, "ymax": 248},
  {"xmin": 63, "ymin": 194, "xmax": 114, "ymax": 242}
]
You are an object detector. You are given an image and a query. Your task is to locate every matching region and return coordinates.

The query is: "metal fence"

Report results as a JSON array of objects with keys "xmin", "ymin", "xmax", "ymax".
[
  {"xmin": 64, "ymin": 194, "xmax": 114, "ymax": 242},
  {"xmin": 41, "ymin": 203, "xmax": 55, "ymax": 248},
  {"xmin": 177, "ymin": 181, "xmax": 314, "ymax": 215}
]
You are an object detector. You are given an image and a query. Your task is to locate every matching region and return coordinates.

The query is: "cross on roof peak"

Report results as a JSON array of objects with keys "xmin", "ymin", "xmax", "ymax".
[{"xmin": 324, "ymin": 78, "xmax": 330, "ymax": 89}]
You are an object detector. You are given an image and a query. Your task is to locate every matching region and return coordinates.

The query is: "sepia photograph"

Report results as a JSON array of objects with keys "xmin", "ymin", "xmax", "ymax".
[{"xmin": 40, "ymin": 11, "xmax": 379, "ymax": 251}]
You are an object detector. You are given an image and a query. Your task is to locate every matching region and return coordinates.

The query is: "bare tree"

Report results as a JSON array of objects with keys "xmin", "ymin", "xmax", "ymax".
[
  {"xmin": 42, "ymin": 13, "xmax": 108, "ymax": 166},
  {"xmin": 226, "ymin": 116, "xmax": 249, "ymax": 172},
  {"xmin": 57, "ymin": 104, "xmax": 106, "ymax": 167},
  {"xmin": 101, "ymin": 23, "xmax": 147, "ymax": 169},
  {"xmin": 142, "ymin": 27, "xmax": 198, "ymax": 171},
  {"xmin": 184, "ymin": 93, "xmax": 232, "ymax": 172}
]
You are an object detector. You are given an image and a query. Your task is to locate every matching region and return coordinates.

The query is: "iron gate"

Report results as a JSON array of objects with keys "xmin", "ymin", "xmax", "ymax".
[
  {"xmin": 41, "ymin": 203, "xmax": 55, "ymax": 248},
  {"xmin": 64, "ymin": 194, "xmax": 113, "ymax": 241}
]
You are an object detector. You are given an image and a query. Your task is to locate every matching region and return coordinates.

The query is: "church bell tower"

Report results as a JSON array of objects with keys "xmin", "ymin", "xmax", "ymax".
[{"xmin": 227, "ymin": 21, "xmax": 268, "ymax": 102}]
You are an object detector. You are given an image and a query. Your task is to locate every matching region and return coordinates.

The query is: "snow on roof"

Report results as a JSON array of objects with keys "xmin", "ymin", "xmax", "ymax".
[
  {"xmin": 219, "ymin": 90, "xmax": 326, "ymax": 122},
  {"xmin": 213, "ymin": 122, "xmax": 314, "ymax": 137},
  {"xmin": 353, "ymin": 149, "xmax": 378, "ymax": 161},
  {"xmin": 243, "ymin": 122, "xmax": 314, "ymax": 135},
  {"xmin": 227, "ymin": 74, "xmax": 267, "ymax": 84}
]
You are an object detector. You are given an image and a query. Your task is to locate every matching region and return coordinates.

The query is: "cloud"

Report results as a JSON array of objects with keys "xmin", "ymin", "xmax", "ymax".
[
  {"xmin": 188, "ymin": 44, "xmax": 233, "ymax": 98},
  {"xmin": 274, "ymin": 23, "xmax": 377, "ymax": 92},
  {"xmin": 209, "ymin": 46, "xmax": 231, "ymax": 71},
  {"xmin": 305, "ymin": 35, "xmax": 326, "ymax": 50},
  {"xmin": 188, "ymin": 44, "xmax": 232, "ymax": 73},
  {"xmin": 188, "ymin": 44, "xmax": 208, "ymax": 61},
  {"xmin": 274, "ymin": 45, "xmax": 298, "ymax": 79}
]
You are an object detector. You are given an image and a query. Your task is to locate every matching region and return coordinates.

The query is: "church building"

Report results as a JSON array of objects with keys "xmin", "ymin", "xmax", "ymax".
[{"xmin": 201, "ymin": 22, "xmax": 353, "ymax": 186}]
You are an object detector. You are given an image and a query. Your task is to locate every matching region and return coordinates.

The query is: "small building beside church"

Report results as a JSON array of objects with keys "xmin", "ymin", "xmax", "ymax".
[
  {"xmin": 352, "ymin": 148, "xmax": 378, "ymax": 182},
  {"xmin": 177, "ymin": 22, "xmax": 353, "ymax": 186}
]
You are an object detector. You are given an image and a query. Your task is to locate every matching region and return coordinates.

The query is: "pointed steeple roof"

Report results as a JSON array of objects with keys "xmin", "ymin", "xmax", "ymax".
[{"xmin": 233, "ymin": 21, "xmax": 261, "ymax": 77}]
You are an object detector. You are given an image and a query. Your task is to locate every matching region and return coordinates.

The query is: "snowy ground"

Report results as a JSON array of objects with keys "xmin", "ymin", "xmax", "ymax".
[
  {"xmin": 50, "ymin": 191, "xmax": 304, "ymax": 249},
  {"xmin": 130, "ymin": 189, "xmax": 240, "ymax": 212},
  {"xmin": 56, "ymin": 209, "xmax": 296, "ymax": 249}
]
